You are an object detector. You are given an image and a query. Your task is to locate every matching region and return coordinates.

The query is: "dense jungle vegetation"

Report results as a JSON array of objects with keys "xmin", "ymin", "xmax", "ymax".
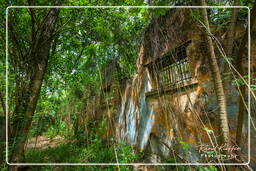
[{"xmin": 0, "ymin": 0, "xmax": 255, "ymax": 170}]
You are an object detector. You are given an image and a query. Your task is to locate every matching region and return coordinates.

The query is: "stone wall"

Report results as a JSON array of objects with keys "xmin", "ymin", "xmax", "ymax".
[{"xmin": 83, "ymin": 8, "xmax": 253, "ymax": 164}]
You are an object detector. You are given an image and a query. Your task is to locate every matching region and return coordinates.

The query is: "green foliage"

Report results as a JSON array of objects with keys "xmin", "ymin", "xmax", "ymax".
[
  {"xmin": 231, "ymin": 75, "xmax": 248, "ymax": 87},
  {"xmin": 25, "ymin": 113, "xmax": 141, "ymax": 168},
  {"xmin": 25, "ymin": 7, "xmax": 148, "ymax": 140},
  {"xmin": 25, "ymin": 141, "xmax": 140, "ymax": 170},
  {"xmin": 151, "ymin": 8, "xmax": 169, "ymax": 18},
  {"xmin": 3, "ymin": 0, "xmax": 253, "ymax": 168},
  {"xmin": 198, "ymin": 165, "xmax": 218, "ymax": 171},
  {"xmin": 99, "ymin": 119, "xmax": 107, "ymax": 136},
  {"xmin": 251, "ymin": 84, "xmax": 256, "ymax": 91},
  {"xmin": 158, "ymin": 165, "xmax": 218, "ymax": 171},
  {"xmin": 179, "ymin": 140, "xmax": 190, "ymax": 151},
  {"xmin": 0, "ymin": 167, "xmax": 7, "ymax": 171},
  {"xmin": 178, "ymin": 137, "xmax": 190, "ymax": 151},
  {"xmin": 190, "ymin": 9, "xmax": 202, "ymax": 21},
  {"xmin": 203, "ymin": 127, "xmax": 214, "ymax": 134},
  {"xmin": 44, "ymin": 121, "xmax": 68, "ymax": 139}
]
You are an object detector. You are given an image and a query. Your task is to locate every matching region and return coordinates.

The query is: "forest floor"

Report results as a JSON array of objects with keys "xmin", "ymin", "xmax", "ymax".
[
  {"xmin": 23, "ymin": 137, "xmax": 138, "ymax": 170},
  {"xmin": 25, "ymin": 136, "xmax": 66, "ymax": 150}
]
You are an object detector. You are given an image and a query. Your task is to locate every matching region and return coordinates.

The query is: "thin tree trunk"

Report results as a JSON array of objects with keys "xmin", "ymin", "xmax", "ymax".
[
  {"xmin": 0, "ymin": 90, "xmax": 6, "ymax": 115},
  {"xmin": 200, "ymin": 0, "xmax": 231, "ymax": 145},
  {"xmin": 223, "ymin": 0, "xmax": 240, "ymax": 95},
  {"xmin": 0, "ymin": 116, "xmax": 5, "ymax": 164},
  {"xmin": 236, "ymin": 2, "xmax": 256, "ymax": 146},
  {"xmin": 10, "ymin": 8, "xmax": 60, "ymax": 163}
]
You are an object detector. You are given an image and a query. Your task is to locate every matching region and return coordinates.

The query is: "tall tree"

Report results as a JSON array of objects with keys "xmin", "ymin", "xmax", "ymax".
[
  {"xmin": 223, "ymin": 0, "xmax": 240, "ymax": 95},
  {"xmin": 8, "ymin": 6, "xmax": 60, "ymax": 163},
  {"xmin": 200, "ymin": 0, "xmax": 231, "ymax": 145}
]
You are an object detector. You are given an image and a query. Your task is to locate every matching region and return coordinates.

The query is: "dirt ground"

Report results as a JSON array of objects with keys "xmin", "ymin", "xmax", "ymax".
[{"xmin": 25, "ymin": 136, "xmax": 66, "ymax": 150}]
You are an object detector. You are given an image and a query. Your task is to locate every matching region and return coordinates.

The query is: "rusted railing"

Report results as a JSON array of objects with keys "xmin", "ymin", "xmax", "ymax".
[{"xmin": 146, "ymin": 40, "xmax": 196, "ymax": 90}]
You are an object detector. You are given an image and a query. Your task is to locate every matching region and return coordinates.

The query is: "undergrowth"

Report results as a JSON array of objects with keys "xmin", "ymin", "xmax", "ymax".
[{"xmin": 24, "ymin": 140, "xmax": 140, "ymax": 171}]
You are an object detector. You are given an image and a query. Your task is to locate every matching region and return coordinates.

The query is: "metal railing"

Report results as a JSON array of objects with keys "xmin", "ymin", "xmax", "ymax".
[{"xmin": 146, "ymin": 40, "xmax": 195, "ymax": 89}]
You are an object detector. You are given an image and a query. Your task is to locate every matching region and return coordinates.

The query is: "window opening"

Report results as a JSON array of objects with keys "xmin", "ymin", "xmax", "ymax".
[{"xmin": 146, "ymin": 40, "xmax": 196, "ymax": 92}]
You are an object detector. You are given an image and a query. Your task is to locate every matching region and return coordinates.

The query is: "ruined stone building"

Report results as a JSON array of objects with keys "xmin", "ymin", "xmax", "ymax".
[{"xmin": 84, "ymin": 8, "xmax": 252, "ymax": 163}]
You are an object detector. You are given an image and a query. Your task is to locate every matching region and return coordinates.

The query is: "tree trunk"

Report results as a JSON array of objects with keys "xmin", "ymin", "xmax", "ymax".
[
  {"xmin": 0, "ymin": 90, "xmax": 6, "ymax": 115},
  {"xmin": 0, "ymin": 116, "xmax": 5, "ymax": 164},
  {"xmin": 236, "ymin": 2, "xmax": 256, "ymax": 146},
  {"xmin": 223, "ymin": 0, "xmax": 240, "ymax": 95},
  {"xmin": 9, "ymin": 8, "xmax": 60, "ymax": 163},
  {"xmin": 200, "ymin": 0, "xmax": 231, "ymax": 145}
]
